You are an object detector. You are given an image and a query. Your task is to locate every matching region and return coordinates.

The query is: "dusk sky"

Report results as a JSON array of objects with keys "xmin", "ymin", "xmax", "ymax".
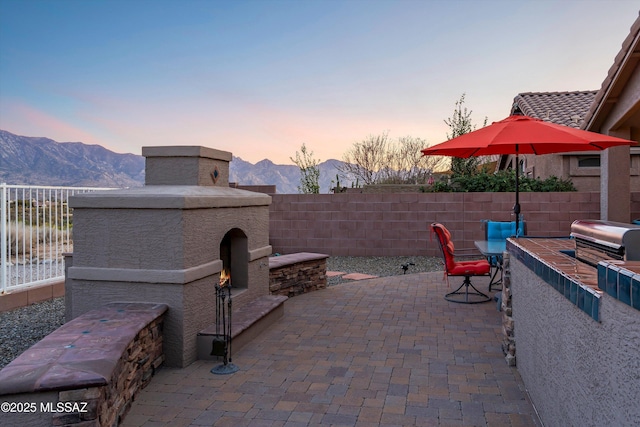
[{"xmin": 1, "ymin": 0, "xmax": 638, "ymax": 165}]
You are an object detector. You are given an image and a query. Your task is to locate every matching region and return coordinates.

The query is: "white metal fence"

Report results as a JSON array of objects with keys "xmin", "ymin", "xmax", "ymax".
[{"xmin": 1, "ymin": 184, "xmax": 114, "ymax": 294}]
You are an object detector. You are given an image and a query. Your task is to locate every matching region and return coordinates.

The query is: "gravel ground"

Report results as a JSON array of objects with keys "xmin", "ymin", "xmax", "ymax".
[
  {"xmin": 326, "ymin": 255, "xmax": 443, "ymax": 286},
  {"xmin": 0, "ymin": 296, "xmax": 65, "ymax": 369},
  {"xmin": 0, "ymin": 256, "xmax": 443, "ymax": 369}
]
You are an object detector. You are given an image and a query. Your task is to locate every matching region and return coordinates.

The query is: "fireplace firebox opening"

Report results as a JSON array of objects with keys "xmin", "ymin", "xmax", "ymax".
[{"xmin": 220, "ymin": 228, "xmax": 248, "ymax": 290}]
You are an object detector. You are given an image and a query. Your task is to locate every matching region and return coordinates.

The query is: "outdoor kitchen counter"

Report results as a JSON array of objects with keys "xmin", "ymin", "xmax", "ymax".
[
  {"xmin": 506, "ymin": 237, "xmax": 600, "ymax": 291},
  {"xmin": 507, "ymin": 235, "xmax": 640, "ymax": 319},
  {"xmin": 505, "ymin": 237, "xmax": 640, "ymax": 427},
  {"xmin": 506, "ymin": 237, "xmax": 604, "ymax": 321}
]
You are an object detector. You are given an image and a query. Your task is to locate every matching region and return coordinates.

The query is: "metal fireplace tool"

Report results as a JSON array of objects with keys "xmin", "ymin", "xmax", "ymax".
[{"xmin": 210, "ymin": 270, "xmax": 239, "ymax": 374}]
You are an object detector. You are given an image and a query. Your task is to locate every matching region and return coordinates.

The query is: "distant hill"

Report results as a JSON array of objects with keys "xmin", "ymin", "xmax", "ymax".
[
  {"xmin": 0, "ymin": 130, "xmax": 352, "ymax": 193},
  {"xmin": 230, "ymin": 156, "xmax": 352, "ymax": 194},
  {"xmin": 0, "ymin": 130, "xmax": 145, "ymax": 188}
]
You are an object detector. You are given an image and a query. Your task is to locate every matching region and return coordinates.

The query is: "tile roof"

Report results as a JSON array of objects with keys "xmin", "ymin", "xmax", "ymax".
[
  {"xmin": 583, "ymin": 13, "xmax": 640, "ymax": 131},
  {"xmin": 511, "ymin": 91, "xmax": 597, "ymax": 128}
]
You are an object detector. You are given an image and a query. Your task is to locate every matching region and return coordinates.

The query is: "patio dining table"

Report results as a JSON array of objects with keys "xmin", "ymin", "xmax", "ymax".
[{"xmin": 474, "ymin": 240, "xmax": 507, "ymax": 290}]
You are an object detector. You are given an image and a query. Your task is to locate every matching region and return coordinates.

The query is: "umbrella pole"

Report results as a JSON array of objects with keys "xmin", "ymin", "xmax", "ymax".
[{"xmin": 514, "ymin": 149, "xmax": 521, "ymax": 236}]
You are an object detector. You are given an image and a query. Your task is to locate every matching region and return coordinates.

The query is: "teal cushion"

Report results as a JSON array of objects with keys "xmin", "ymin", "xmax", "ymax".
[{"xmin": 486, "ymin": 221, "xmax": 523, "ymax": 240}]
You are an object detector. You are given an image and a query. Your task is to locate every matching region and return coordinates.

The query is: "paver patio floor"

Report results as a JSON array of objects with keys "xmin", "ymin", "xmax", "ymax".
[{"xmin": 123, "ymin": 271, "xmax": 540, "ymax": 427}]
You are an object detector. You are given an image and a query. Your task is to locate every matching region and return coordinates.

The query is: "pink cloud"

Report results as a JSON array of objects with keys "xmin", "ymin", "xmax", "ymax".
[{"xmin": 0, "ymin": 101, "xmax": 104, "ymax": 146}]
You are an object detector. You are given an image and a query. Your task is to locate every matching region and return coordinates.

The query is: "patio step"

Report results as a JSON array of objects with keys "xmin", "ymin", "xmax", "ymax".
[{"xmin": 196, "ymin": 295, "xmax": 287, "ymax": 360}]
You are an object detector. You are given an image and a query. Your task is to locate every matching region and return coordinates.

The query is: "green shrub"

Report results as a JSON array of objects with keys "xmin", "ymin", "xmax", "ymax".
[{"xmin": 422, "ymin": 170, "xmax": 576, "ymax": 193}]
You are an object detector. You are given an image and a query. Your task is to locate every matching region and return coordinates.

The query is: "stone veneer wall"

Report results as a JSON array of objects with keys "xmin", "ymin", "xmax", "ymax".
[
  {"xmin": 74, "ymin": 315, "xmax": 164, "ymax": 426},
  {"xmin": 500, "ymin": 253, "xmax": 516, "ymax": 366},
  {"xmin": 269, "ymin": 191, "xmax": 640, "ymax": 257}
]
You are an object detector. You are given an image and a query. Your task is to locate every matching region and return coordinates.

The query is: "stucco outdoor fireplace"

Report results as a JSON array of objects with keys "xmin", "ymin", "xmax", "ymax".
[{"xmin": 65, "ymin": 146, "xmax": 272, "ymax": 368}]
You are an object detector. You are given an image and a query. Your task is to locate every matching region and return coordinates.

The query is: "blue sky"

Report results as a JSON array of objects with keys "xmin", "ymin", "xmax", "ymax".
[{"xmin": 1, "ymin": 0, "xmax": 638, "ymax": 164}]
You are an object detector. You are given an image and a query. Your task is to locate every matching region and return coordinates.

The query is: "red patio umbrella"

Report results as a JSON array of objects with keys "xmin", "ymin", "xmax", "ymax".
[{"xmin": 421, "ymin": 114, "xmax": 635, "ymax": 233}]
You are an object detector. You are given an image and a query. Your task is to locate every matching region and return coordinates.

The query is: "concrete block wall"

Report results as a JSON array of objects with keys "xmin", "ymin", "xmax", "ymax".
[
  {"xmin": 231, "ymin": 183, "xmax": 277, "ymax": 194},
  {"xmin": 270, "ymin": 192, "xmax": 640, "ymax": 257}
]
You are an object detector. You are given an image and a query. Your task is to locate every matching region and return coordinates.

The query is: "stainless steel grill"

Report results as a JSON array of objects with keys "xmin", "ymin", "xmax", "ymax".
[{"xmin": 570, "ymin": 220, "xmax": 640, "ymax": 267}]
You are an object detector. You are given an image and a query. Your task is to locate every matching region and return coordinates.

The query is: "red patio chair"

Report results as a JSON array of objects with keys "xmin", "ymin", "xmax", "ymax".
[{"xmin": 431, "ymin": 223, "xmax": 492, "ymax": 304}]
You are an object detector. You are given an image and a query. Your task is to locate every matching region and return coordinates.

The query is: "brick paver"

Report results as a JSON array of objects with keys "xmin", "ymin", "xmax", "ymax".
[{"xmin": 123, "ymin": 272, "xmax": 541, "ymax": 426}]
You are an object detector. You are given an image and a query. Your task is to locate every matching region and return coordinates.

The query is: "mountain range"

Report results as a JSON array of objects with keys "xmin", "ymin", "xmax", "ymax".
[
  {"xmin": 0, "ymin": 130, "xmax": 351, "ymax": 193},
  {"xmin": 230, "ymin": 156, "xmax": 351, "ymax": 194}
]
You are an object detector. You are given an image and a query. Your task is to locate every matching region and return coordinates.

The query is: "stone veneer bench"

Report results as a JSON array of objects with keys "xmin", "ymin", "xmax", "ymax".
[
  {"xmin": 0, "ymin": 302, "xmax": 167, "ymax": 427},
  {"xmin": 268, "ymin": 252, "xmax": 329, "ymax": 297}
]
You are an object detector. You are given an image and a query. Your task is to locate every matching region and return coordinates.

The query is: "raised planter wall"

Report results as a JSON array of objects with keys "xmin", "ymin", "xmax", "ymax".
[{"xmin": 269, "ymin": 191, "xmax": 640, "ymax": 257}]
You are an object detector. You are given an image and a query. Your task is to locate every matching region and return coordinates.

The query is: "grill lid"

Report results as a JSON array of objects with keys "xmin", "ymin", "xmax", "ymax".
[{"xmin": 571, "ymin": 219, "xmax": 640, "ymax": 262}]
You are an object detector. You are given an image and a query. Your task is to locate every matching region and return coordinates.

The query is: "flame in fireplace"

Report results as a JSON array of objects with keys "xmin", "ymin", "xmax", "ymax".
[{"xmin": 219, "ymin": 268, "xmax": 231, "ymax": 287}]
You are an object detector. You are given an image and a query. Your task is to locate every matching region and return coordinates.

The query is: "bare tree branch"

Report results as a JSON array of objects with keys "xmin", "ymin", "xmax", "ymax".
[{"xmin": 337, "ymin": 133, "xmax": 447, "ymax": 185}]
